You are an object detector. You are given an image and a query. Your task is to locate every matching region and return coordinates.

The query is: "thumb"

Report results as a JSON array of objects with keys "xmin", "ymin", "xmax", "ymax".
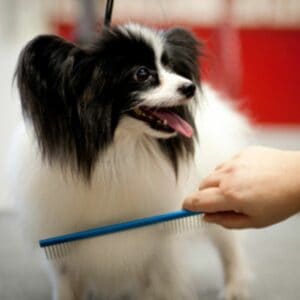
[{"xmin": 204, "ymin": 212, "xmax": 251, "ymax": 229}]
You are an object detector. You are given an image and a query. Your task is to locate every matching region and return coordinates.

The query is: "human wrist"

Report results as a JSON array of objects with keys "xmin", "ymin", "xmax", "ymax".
[
  {"xmin": 286, "ymin": 150, "xmax": 300, "ymax": 212},
  {"xmin": 294, "ymin": 152, "xmax": 300, "ymax": 212}
]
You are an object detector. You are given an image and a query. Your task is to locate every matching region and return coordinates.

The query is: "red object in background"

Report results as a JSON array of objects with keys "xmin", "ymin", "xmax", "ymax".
[
  {"xmin": 54, "ymin": 22, "xmax": 300, "ymax": 125},
  {"xmin": 194, "ymin": 27, "xmax": 300, "ymax": 125},
  {"xmin": 53, "ymin": 21, "xmax": 76, "ymax": 41},
  {"xmin": 240, "ymin": 29, "xmax": 300, "ymax": 125}
]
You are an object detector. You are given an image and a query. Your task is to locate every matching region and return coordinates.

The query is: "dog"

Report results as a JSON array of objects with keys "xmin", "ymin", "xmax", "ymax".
[{"xmin": 11, "ymin": 24, "xmax": 250, "ymax": 299}]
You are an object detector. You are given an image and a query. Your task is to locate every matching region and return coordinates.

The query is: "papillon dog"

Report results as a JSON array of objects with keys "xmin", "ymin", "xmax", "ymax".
[{"xmin": 11, "ymin": 24, "xmax": 250, "ymax": 299}]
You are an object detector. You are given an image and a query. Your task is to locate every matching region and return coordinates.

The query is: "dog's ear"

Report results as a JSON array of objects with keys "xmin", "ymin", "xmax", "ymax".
[
  {"xmin": 164, "ymin": 28, "xmax": 201, "ymax": 82},
  {"xmin": 15, "ymin": 35, "xmax": 87, "ymax": 158},
  {"xmin": 16, "ymin": 35, "xmax": 86, "ymax": 116}
]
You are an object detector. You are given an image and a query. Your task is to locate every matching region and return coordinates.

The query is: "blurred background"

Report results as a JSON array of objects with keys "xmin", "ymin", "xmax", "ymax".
[{"xmin": 0, "ymin": 0, "xmax": 299, "ymax": 299}]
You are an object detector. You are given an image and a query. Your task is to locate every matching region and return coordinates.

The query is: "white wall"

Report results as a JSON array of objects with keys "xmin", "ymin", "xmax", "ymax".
[
  {"xmin": 0, "ymin": 0, "xmax": 50, "ymax": 210},
  {"xmin": 0, "ymin": 46, "xmax": 21, "ymax": 210},
  {"xmin": 113, "ymin": 0, "xmax": 300, "ymax": 28}
]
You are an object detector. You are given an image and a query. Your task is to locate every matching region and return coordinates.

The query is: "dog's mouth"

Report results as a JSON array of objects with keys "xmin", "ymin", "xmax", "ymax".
[{"xmin": 129, "ymin": 106, "xmax": 193, "ymax": 138}]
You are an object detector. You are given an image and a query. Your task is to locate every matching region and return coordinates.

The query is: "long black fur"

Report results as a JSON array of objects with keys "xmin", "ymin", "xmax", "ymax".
[{"xmin": 16, "ymin": 26, "xmax": 201, "ymax": 180}]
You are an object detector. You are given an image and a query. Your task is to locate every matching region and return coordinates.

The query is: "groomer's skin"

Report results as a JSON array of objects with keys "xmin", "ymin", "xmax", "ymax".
[{"xmin": 183, "ymin": 147, "xmax": 300, "ymax": 229}]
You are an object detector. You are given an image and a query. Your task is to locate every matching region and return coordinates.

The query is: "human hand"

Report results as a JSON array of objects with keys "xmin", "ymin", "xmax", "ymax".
[{"xmin": 183, "ymin": 147, "xmax": 300, "ymax": 229}]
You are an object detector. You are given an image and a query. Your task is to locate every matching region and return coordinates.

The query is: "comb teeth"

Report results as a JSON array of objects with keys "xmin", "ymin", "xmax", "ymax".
[
  {"xmin": 161, "ymin": 214, "xmax": 203, "ymax": 234},
  {"xmin": 44, "ymin": 242, "xmax": 71, "ymax": 260},
  {"xmin": 41, "ymin": 211, "xmax": 204, "ymax": 260},
  {"xmin": 43, "ymin": 215, "xmax": 204, "ymax": 260}
]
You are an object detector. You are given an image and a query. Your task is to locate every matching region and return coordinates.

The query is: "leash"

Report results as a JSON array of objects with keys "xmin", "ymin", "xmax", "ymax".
[{"xmin": 104, "ymin": 0, "xmax": 115, "ymax": 28}]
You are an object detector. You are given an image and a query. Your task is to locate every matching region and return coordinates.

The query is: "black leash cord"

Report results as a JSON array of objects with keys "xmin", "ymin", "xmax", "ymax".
[{"xmin": 104, "ymin": 0, "xmax": 114, "ymax": 27}]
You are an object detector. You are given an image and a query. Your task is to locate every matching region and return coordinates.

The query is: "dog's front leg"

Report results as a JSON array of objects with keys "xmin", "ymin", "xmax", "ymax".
[
  {"xmin": 206, "ymin": 226, "xmax": 250, "ymax": 300},
  {"xmin": 52, "ymin": 273, "xmax": 75, "ymax": 300},
  {"xmin": 51, "ymin": 265, "xmax": 83, "ymax": 300},
  {"xmin": 136, "ymin": 252, "xmax": 199, "ymax": 300}
]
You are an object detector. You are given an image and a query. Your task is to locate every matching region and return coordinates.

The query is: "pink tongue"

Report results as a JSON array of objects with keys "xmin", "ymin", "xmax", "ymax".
[{"xmin": 151, "ymin": 110, "xmax": 194, "ymax": 138}]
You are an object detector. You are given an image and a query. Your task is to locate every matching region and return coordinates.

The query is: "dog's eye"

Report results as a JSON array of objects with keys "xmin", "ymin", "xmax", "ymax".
[{"xmin": 135, "ymin": 67, "xmax": 151, "ymax": 82}]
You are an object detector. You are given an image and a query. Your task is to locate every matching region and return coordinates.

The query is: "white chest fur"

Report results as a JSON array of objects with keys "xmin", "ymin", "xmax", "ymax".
[{"xmin": 10, "ymin": 85, "xmax": 251, "ymax": 299}]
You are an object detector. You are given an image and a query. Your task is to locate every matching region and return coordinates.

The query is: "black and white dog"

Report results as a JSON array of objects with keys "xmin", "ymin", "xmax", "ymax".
[{"xmin": 12, "ymin": 24, "xmax": 250, "ymax": 299}]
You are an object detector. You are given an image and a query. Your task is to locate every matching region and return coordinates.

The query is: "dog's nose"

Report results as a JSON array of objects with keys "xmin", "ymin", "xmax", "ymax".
[{"xmin": 178, "ymin": 83, "xmax": 196, "ymax": 98}]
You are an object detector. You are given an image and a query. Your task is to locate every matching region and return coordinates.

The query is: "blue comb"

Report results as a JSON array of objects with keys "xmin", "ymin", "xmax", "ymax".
[{"xmin": 40, "ymin": 209, "xmax": 203, "ymax": 259}]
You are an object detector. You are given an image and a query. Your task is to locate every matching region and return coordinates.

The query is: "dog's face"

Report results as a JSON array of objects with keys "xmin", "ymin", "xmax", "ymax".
[
  {"xmin": 81, "ymin": 24, "xmax": 200, "ymax": 139},
  {"xmin": 16, "ymin": 24, "xmax": 201, "ymax": 177}
]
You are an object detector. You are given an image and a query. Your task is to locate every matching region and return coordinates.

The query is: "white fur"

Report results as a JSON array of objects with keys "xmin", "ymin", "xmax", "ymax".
[
  {"xmin": 126, "ymin": 24, "xmax": 194, "ymax": 108},
  {"xmin": 9, "ymin": 84, "xmax": 250, "ymax": 300},
  {"xmin": 9, "ymin": 22, "xmax": 251, "ymax": 300},
  {"xmin": 138, "ymin": 67, "xmax": 193, "ymax": 107},
  {"xmin": 122, "ymin": 23, "xmax": 164, "ymax": 58}
]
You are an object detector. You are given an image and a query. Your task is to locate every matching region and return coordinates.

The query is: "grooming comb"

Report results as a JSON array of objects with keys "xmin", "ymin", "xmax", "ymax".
[{"xmin": 39, "ymin": 209, "xmax": 203, "ymax": 260}]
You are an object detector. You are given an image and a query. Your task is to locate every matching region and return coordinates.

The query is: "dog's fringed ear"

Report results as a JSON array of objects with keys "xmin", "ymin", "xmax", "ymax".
[
  {"xmin": 15, "ymin": 35, "xmax": 86, "ymax": 159},
  {"xmin": 16, "ymin": 35, "xmax": 85, "ymax": 116},
  {"xmin": 164, "ymin": 28, "xmax": 201, "ymax": 83}
]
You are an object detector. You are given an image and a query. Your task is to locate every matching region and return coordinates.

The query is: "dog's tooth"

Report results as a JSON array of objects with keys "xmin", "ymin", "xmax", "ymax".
[{"xmin": 163, "ymin": 120, "xmax": 168, "ymax": 126}]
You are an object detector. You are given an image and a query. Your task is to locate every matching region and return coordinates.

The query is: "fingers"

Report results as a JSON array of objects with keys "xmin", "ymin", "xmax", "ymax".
[
  {"xmin": 215, "ymin": 162, "xmax": 226, "ymax": 171},
  {"xmin": 204, "ymin": 212, "xmax": 251, "ymax": 229},
  {"xmin": 183, "ymin": 187, "xmax": 233, "ymax": 213},
  {"xmin": 199, "ymin": 172, "xmax": 223, "ymax": 189},
  {"xmin": 200, "ymin": 162, "xmax": 234, "ymax": 189},
  {"xmin": 214, "ymin": 153, "xmax": 240, "ymax": 171},
  {"xmin": 200, "ymin": 160, "xmax": 237, "ymax": 189}
]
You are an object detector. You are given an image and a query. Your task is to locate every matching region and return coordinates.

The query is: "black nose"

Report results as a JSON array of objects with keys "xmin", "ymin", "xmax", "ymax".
[{"xmin": 178, "ymin": 83, "xmax": 196, "ymax": 98}]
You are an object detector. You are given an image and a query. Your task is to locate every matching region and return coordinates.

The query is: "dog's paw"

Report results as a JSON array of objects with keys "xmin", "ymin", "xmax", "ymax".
[{"xmin": 220, "ymin": 283, "xmax": 250, "ymax": 300}]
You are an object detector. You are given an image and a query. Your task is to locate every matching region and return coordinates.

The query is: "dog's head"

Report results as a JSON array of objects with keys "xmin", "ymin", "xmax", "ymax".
[{"xmin": 16, "ymin": 24, "xmax": 201, "ymax": 178}]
